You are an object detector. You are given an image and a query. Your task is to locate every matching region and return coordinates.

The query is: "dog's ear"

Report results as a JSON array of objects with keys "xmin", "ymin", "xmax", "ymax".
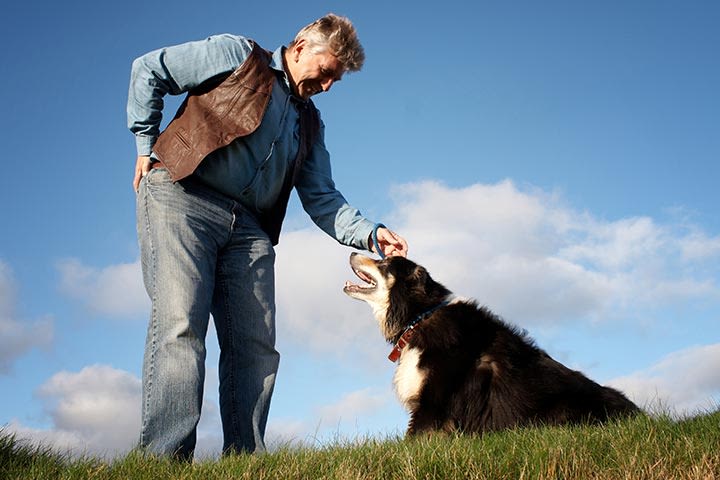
[
  {"xmin": 411, "ymin": 265, "xmax": 428, "ymax": 284},
  {"xmin": 410, "ymin": 263, "xmax": 449, "ymax": 301}
]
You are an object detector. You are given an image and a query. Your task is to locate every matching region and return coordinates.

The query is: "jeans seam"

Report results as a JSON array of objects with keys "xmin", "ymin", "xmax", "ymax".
[
  {"xmin": 219, "ymin": 271, "xmax": 240, "ymax": 450},
  {"xmin": 140, "ymin": 180, "xmax": 158, "ymax": 447}
]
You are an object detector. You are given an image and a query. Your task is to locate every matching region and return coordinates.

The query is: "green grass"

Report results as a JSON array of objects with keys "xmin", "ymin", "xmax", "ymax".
[{"xmin": 2, "ymin": 410, "xmax": 719, "ymax": 479}]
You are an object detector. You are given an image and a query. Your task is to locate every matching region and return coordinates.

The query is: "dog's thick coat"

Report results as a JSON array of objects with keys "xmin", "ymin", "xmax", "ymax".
[{"xmin": 344, "ymin": 253, "xmax": 640, "ymax": 435}]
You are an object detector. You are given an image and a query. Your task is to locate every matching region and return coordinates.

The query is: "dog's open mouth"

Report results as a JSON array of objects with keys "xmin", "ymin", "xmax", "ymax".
[{"xmin": 344, "ymin": 267, "xmax": 377, "ymax": 294}]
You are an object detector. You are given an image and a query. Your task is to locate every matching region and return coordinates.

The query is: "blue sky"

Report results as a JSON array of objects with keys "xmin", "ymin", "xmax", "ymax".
[{"xmin": 1, "ymin": 0, "xmax": 718, "ymax": 458}]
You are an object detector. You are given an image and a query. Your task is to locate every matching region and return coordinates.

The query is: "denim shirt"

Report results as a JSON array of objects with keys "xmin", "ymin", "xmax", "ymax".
[{"xmin": 127, "ymin": 34, "xmax": 374, "ymax": 249}]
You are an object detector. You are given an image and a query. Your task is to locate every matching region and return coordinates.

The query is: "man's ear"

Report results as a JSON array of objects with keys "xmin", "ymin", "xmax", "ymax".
[{"xmin": 292, "ymin": 39, "xmax": 307, "ymax": 61}]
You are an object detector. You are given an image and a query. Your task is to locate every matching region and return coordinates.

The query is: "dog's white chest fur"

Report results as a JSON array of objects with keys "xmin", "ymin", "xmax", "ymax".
[{"xmin": 393, "ymin": 347, "xmax": 426, "ymax": 410}]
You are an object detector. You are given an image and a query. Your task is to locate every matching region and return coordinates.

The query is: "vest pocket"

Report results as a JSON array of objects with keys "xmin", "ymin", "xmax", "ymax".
[{"xmin": 171, "ymin": 128, "xmax": 192, "ymax": 151}]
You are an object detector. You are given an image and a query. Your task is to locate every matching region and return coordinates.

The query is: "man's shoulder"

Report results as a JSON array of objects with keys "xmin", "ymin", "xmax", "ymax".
[
  {"xmin": 207, "ymin": 33, "xmax": 255, "ymax": 54},
  {"xmin": 210, "ymin": 33, "xmax": 253, "ymax": 45},
  {"xmin": 203, "ymin": 34, "xmax": 259, "ymax": 64}
]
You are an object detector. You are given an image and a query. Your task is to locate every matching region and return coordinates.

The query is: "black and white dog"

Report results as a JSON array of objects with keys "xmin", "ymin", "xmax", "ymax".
[{"xmin": 344, "ymin": 253, "xmax": 640, "ymax": 435}]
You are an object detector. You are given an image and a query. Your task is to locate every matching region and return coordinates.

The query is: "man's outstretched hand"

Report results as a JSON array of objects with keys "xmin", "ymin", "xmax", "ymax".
[{"xmin": 371, "ymin": 227, "xmax": 408, "ymax": 258}]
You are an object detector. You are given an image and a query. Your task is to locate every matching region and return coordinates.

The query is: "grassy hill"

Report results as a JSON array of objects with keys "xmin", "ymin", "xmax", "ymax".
[{"xmin": 2, "ymin": 409, "xmax": 718, "ymax": 479}]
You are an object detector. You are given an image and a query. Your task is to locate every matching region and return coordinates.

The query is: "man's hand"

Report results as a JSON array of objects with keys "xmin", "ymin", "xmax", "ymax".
[
  {"xmin": 371, "ymin": 227, "xmax": 409, "ymax": 258},
  {"xmin": 133, "ymin": 155, "xmax": 152, "ymax": 192}
]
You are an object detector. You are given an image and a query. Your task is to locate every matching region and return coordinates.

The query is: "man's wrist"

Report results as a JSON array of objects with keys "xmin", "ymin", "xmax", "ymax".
[
  {"xmin": 135, "ymin": 135, "xmax": 156, "ymax": 156},
  {"xmin": 369, "ymin": 223, "xmax": 386, "ymax": 256}
]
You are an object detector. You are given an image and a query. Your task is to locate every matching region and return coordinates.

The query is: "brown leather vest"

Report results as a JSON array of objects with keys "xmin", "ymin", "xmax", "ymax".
[{"xmin": 152, "ymin": 41, "xmax": 319, "ymax": 245}]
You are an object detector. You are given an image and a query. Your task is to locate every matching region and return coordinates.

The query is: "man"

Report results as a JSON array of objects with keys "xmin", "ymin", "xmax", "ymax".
[{"xmin": 127, "ymin": 14, "xmax": 407, "ymax": 459}]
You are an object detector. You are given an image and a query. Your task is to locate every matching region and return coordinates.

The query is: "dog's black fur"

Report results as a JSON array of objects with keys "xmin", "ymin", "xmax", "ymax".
[{"xmin": 344, "ymin": 253, "xmax": 640, "ymax": 435}]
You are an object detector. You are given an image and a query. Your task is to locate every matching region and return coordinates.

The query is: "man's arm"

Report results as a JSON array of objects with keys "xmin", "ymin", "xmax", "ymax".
[
  {"xmin": 127, "ymin": 34, "xmax": 253, "ymax": 188},
  {"xmin": 295, "ymin": 120, "xmax": 408, "ymax": 256}
]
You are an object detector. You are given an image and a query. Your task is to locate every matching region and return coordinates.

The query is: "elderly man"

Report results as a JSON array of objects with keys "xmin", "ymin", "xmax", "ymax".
[{"xmin": 127, "ymin": 14, "xmax": 407, "ymax": 459}]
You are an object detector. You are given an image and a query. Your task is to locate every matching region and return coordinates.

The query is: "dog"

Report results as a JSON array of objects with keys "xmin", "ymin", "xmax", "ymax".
[{"xmin": 343, "ymin": 253, "xmax": 640, "ymax": 435}]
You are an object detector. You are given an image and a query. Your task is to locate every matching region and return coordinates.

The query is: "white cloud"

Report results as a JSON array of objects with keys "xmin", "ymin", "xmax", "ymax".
[
  {"xmin": 7, "ymin": 420, "xmax": 88, "ymax": 455},
  {"xmin": 266, "ymin": 387, "xmax": 392, "ymax": 448},
  {"xmin": 315, "ymin": 388, "xmax": 390, "ymax": 427},
  {"xmin": 56, "ymin": 258, "xmax": 148, "ymax": 318},
  {"xmin": 561, "ymin": 216, "xmax": 666, "ymax": 270},
  {"xmin": 386, "ymin": 180, "xmax": 719, "ymax": 324},
  {"xmin": 0, "ymin": 260, "xmax": 53, "ymax": 374},
  {"xmin": 8, "ymin": 365, "xmax": 141, "ymax": 458},
  {"xmin": 679, "ymin": 230, "xmax": 720, "ymax": 262},
  {"xmin": 37, "ymin": 365, "xmax": 140, "ymax": 438},
  {"xmin": 7, "ymin": 363, "xmax": 231, "ymax": 459},
  {"xmin": 609, "ymin": 343, "xmax": 720, "ymax": 415},
  {"xmin": 266, "ymin": 418, "xmax": 312, "ymax": 448}
]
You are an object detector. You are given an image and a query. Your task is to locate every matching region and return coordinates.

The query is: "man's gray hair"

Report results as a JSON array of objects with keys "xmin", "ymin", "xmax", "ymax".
[{"xmin": 291, "ymin": 13, "xmax": 365, "ymax": 72}]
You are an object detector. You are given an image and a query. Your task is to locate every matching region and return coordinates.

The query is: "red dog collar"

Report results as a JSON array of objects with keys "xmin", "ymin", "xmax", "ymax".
[
  {"xmin": 388, "ymin": 327, "xmax": 417, "ymax": 362},
  {"xmin": 388, "ymin": 300, "xmax": 450, "ymax": 363}
]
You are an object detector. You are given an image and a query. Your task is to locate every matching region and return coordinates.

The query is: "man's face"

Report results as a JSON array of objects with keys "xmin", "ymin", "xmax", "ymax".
[{"xmin": 286, "ymin": 40, "xmax": 344, "ymax": 100}]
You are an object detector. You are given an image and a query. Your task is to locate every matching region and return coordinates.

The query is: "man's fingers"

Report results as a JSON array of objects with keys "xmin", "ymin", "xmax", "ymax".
[
  {"xmin": 378, "ymin": 228, "xmax": 409, "ymax": 257},
  {"xmin": 133, "ymin": 156, "xmax": 152, "ymax": 192}
]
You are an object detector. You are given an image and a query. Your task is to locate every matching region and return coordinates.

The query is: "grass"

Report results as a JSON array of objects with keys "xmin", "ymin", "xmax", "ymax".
[{"xmin": 2, "ymin": 409, "xmax": 719, "ymax": 479}]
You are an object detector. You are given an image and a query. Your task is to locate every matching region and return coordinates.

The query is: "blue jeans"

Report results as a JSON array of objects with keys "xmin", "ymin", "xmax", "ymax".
[{"xmin": 136, "ymin": 168, "xmax": 279, "ymax": 459}]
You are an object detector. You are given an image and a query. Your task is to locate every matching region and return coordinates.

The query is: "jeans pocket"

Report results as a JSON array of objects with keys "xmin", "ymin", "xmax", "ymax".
[{"xmin": 145, "ymin": 166, "xmax": 170, "ymax": 184}]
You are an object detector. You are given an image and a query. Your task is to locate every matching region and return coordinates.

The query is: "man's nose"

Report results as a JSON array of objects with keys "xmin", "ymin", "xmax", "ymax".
[{"xmin": 321, "ymin": 78, "xmax": 334, "ymax": 92}]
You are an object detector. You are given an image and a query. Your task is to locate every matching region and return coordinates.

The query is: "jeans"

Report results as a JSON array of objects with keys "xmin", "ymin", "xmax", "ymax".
[{"xmin": 136, "ymin": 167, "xmax": 279, "ymax": 459}]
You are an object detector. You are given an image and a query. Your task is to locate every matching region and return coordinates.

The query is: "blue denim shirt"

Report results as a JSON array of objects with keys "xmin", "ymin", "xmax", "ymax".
[{"xmin": 127, "ymin": 34, "xmax": 375, "ymax": 249}]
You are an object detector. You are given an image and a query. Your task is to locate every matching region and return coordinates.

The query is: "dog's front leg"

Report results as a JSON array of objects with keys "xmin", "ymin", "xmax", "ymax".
[{"xmin": 406, "ymin": 405, "xmax": 446, "ymax": 436}]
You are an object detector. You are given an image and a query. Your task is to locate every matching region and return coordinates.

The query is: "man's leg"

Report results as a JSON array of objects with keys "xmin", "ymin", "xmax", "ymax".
[
  {"xmin": 136, "ymin": 169, "xmax": 225, "ymax": 459},
  {"xmin": 212, "ymin": 203, "xmax": 280, "ymax": 454}
]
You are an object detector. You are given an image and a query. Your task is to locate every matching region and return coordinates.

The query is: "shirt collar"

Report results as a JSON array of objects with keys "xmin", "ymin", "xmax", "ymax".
[
  {"xmin": 270, "ymin": 46, "xmax": 290, "ymax": 87},
  {"xmin": 271, "ymin": 45, "xmax": 312, "ymax": 105}
]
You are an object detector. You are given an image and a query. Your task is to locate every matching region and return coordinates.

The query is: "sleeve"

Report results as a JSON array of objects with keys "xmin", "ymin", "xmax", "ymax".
[
  {"xmin": 294, "ymin": 116, "xmax": 376, "ymax": 250},
  {"xmin": 126, "ymin": 34, "xmax": 253, "ymax": 156}
]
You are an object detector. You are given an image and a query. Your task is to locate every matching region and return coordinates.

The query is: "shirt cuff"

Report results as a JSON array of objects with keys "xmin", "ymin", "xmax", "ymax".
[
  {"xmin": 135, "ymin": 135, "xmax": 157, "ymax": 156},
  {"xmin": 354, "ymin": 218, "xmax": 377, "ymax": 251}
]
